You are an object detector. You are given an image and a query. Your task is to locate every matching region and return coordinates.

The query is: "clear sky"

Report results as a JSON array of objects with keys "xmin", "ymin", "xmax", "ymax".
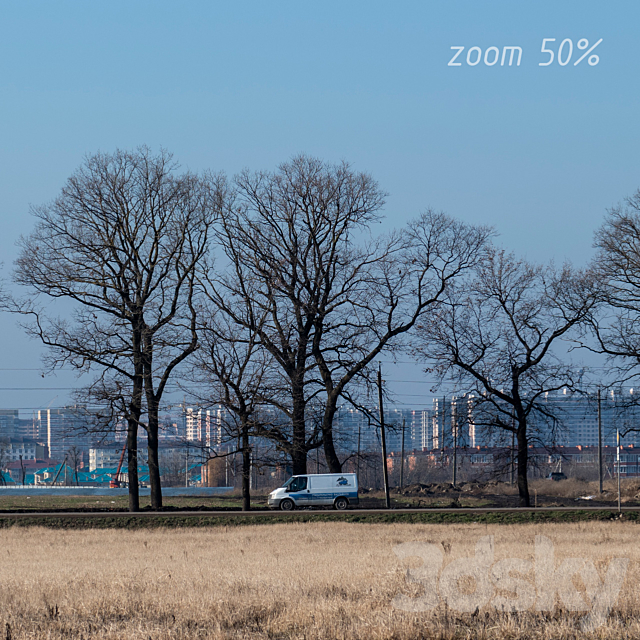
[{"xmin": 0, "ymin": 1, "xmax": 638, "ymax": 410}]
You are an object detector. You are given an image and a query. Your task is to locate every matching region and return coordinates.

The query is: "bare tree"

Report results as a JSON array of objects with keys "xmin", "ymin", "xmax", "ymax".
[
  {"xmin": 207, "ymin": 155, "xmax": 490, "ymax": 474},
  {"xmin": 206, "ymin": 156, "xmax": 384, "ymax": 474},
  {"xmin": 582, "ymin": 190, "xmax": 640, "ymax": 436},
  {"xmin": 414, "ymin": 248, "xmax": 598, "ymax": 506},
  {"xmin": 590, "ymin": 190, "xmax": 640, "ymax": 378},
  {"xmin": 311, "ymin": 210, "xmax": 491, "ymax": 471},
  {"xmin": 189, "ymin": 311, "xmax": 274, "ymax": 510},
  {"xmin": 67, "ymin": 445, "xmax": 82, "ymax": 486},
  {"xmin": 12, "ymin": 147, "xmax": 220, "ymax": 510}
]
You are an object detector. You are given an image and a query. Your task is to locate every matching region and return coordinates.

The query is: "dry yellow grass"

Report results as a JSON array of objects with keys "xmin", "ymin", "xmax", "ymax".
[
  {"xmin": 492, "ymin": 477, "xmax": 640, "ymax": 500},
  {"xmin": 1, "ymin": 521, "xmax": 640, "ymax": 639}
]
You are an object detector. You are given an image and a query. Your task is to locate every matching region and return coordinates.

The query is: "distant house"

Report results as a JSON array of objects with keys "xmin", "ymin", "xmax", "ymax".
[
  {"xmin": 3, "ymin": 458, "xmax": 57, "ymax": 484},
  {"xmin": 33, "ymin": 463, "xmax": 74, "ymax": 485}
]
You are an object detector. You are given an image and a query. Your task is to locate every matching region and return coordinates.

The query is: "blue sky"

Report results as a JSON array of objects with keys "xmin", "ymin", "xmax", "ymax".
[{"xmin": 0, "ymin": 1, "xmax": 638, "ymax": 409}]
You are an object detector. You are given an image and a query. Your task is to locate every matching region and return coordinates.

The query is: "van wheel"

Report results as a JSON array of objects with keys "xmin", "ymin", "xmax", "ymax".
[
  {"xmin": 334, "ymin": 497, "xmax": 348, "ymax": 510},
  {"xmin": 280, "ymin": 499, "xmax": 295, "ymax": 511}
]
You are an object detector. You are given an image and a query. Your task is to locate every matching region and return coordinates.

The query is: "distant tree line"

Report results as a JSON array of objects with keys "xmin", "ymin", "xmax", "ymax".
[{"xmin": 8, "ymin": 147, "xmax": 640, "ymax": 509}]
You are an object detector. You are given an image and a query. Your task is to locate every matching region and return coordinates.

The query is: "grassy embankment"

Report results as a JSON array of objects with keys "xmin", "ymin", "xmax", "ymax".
[
  {"xmin": 0, "ymin": 493, "xmax": 262, "ymax": 512},
  {"xmin": 1, "ymin": 476, "xmax": 639, "ymax": 518}
]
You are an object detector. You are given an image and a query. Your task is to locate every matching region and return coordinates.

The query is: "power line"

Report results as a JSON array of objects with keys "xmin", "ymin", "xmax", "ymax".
[{"xmin": 0, "ymin": 388, "xmax": 79, "ymax": 391}]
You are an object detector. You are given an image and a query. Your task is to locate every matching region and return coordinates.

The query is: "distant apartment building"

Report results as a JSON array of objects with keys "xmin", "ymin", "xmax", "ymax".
[
  {"xmin": 89, "ymin": 443, "xmax": 125, "ymax": 471},
  {"xmin": 383, "ymin": 408, "xmax": 426, "ymax": 452},
  {"xmin": 14, "ymin": 416, "xmax": 39, "ymax": 440},
  {"xmin": 330, "ymin": 406, "xmax": 428, "ymax": 454},
  {"xmin": 430, "ymin": 394, "xmax": 497, "ymax": 450},
  {"xmin": 0, "ymin": 438, "xmax": 46, "ymax": 462},
  {"xmin": 185, "ymin": 407, "xmax": 224, "ymax": 448},
  {"xmin": 427, "ymin": 390, "xmax": 640, "ymax": 454},
  {"xmin": 409, "ymin": 408, "xmax": 433, "ymax": 451},
  {"xmin": 37, "ymin": 407, "xmax": 91, "ymax": 461},
  {"xmin": 0, "ymin": 410, "xmax": 19, "ymax": 439},
  {"xmin": 89, "ymin": 441, "xmax": 193, "ymax": 472},
  {"xmin": 540, "ymin": 389, "xmax": 640, "ymax": 448}
]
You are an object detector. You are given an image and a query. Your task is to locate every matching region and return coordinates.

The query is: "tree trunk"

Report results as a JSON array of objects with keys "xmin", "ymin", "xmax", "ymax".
[
  {"xmin": 322, "ymin": 399, "xmax": 342, "ymax": 473},
  {"xmin": 127, "ymin": 323, "xmax": 144, "ymax": 512},
  {"xmin": 242, "ymin": 426, "xmax": 251, "ymax": 511},
  {"xmin": 516, "ymin": 422, "xmax": 530, "ymax": 507},
  {"xmin": 142, "ymin": 327, "xmax": 163, "ymax": 510},
  {"xmin": 147, "ymin": 402, "xmax": 163, "ymax": 509},
  {"xmin": 127, "ymin": 412, "xmax": 140, "ymax": 512},
  {"xmin": 291, "ymin": 448, "xmax": 307, "ymax": 476}
]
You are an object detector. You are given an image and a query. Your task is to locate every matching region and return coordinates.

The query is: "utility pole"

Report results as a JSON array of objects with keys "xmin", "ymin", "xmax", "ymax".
[
  {"xmin": 378, "ymin": 363, "xmax": 390, "ymax": 509},
  {"xmin": 185, "ymin": 444, "xmax": 189, "ymax": 488},
  {"xmin": 400, "ymin": 418, "xmax": 406, "ymax": 490},
  {"xmin": 356, "ymin": 419, "xmax": 361, "ymax": 479},
  {"xmin": 598, "ymin": 388, "xmax": 603, "ymax": 494},
  {"xmin": 51, "ymin": 456, "xmax": 67, "ymax": 487},
  {"xmin": 617, "ymin": 428, "xmax": 621, "ymax": 514},
  {"xmin": 441, "ymin": 396, "xmax": 446, "ymax": 463},
  {"xmin": 452, "ymin": 402, "xmax": 457, "ymax": 487}
]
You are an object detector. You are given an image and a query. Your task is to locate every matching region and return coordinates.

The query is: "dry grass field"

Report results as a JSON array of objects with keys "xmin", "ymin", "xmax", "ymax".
[{"xmin": 1, "ymin": 521, "xmax": 640, "ymax": 639}]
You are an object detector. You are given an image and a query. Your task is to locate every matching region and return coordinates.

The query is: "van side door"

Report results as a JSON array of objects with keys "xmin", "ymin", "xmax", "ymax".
[{"xmin": 287, "ymin": 476, "xmax": 309, "ymax": 505}]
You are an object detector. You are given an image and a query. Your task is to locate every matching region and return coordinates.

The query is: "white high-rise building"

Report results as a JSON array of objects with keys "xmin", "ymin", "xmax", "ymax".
[{"xmin": 185, "ymin": 406, "xmax": 224, "ymax": 448}]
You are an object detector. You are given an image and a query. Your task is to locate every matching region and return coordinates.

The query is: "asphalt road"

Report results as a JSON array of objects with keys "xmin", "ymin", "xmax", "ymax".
[{"xmin": 0, "ymin": 506, "xmax": 635, "ymax": 518}]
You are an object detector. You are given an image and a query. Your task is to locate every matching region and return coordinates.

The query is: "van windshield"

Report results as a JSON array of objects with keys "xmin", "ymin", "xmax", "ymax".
[{"xmin": 281, "ymin": 478, "xmax": 293, "ymax": 488}]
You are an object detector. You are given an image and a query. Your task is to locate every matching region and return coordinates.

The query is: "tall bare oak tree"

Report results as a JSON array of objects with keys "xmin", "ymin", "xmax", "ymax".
[
  {"xmin": 13, "ymin": 148, "xmax": 219, "ymax": 510},
  {"xmin": 415, "ymin": 248, "xmax": 597, "ymax": 506},
  {"xmin": 208, "ymin": 155, "xmax": 490, "ymax": 473}
]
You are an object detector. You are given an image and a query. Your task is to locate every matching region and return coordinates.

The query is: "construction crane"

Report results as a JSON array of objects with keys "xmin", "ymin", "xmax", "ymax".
[{"xmin": 109, "ymin": 444, "xmax": 127, "ymax": 488}]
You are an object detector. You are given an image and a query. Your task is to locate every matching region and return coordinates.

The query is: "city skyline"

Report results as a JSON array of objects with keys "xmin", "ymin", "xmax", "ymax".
[{"xmin": 3, "ymin": 388, "xmax": 640, "ymax": 460}]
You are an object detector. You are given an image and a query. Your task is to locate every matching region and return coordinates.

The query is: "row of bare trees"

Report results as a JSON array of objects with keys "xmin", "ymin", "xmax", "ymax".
[{"xmin": 8, "ymin": 147, "xmax": 640, "ymax": 509}]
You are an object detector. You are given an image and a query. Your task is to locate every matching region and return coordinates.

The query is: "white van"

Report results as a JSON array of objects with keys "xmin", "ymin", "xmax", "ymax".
[{"xmin": 268, "ymin": 473, "xmax": 359, "ymax": 510}]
